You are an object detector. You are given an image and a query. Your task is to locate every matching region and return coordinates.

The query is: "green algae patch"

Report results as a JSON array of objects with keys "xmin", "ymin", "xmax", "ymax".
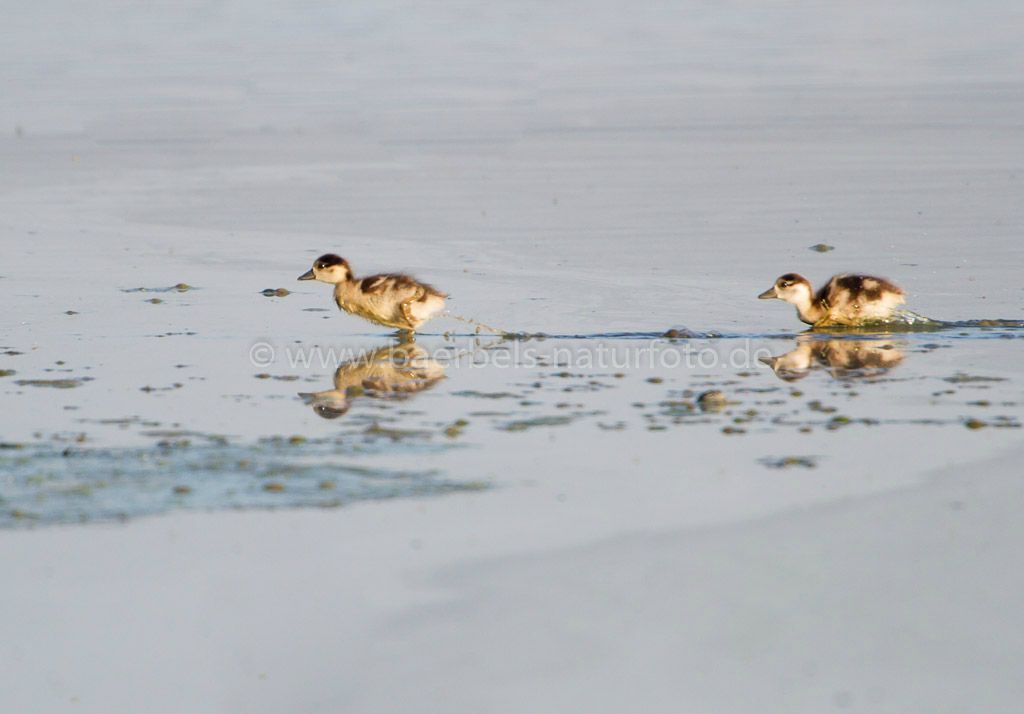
[
  {"xmin": 501, "ymin": 415, "xmax": 575, "ymax": 432},
  {"xmin": 697, "ymin": 390, "xmax": 728, "ymax": 412},
  {"xmin": 444, "ymin": 419, "xmax": 470, "ymax": 438},
  {"xmin": 0, "ymin": 439, "xmax": 481, "ymax": 529},
  {"xmin": 16, "ymin": 378, "xmax": 91, "ymax": 389},
  {"xmin": 663, "ymin": 327, "xmax": 702, "ymax": 339},
  {"xmin": 761, "ymin": 456, "xmax": 818, "ymax": 469},
  {"xmin": 364, "ymin": 423, "xmax": 433, "ymax": 441},
  {"xmin": 122, "ymin": 284, "xmax": 196, "ymax": 294},
  {"xmin": 807, "ymin": 400, "xmax": 837, "ymax": 414},
  {"xmin": 659, "ymin": 400, "xmax": 696, "ymax": 417},
  {"xmin": 944, "ymin": 373, "xmax": 1006, "ymax": 384}
]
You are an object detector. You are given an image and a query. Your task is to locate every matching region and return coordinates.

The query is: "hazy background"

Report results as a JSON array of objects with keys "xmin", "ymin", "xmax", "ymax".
[{"xmin": 3, "ymin": 1, "xmax": 1023, "ymax": 333}]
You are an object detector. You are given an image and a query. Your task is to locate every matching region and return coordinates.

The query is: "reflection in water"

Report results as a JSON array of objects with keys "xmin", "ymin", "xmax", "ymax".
[
  {"xmin": 760, "ymin": 338, "xmax": 905, "ymax": 381},
  {"xmin": 299, "ymin": 339, "xmax": 446, "ymax": 418}
]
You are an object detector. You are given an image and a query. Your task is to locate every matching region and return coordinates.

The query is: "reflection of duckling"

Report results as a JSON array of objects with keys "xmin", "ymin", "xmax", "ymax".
[
  {"xmin": 758, "ymin": 273, "xmax": 906, "ymax": 326},
  {"xmin": 760, "ymin": 338, "xmax": 905, "ymax": 381},
  {"xmin": 298, "ymin": 254, "xmax": 447, "ymax": 332},
  {"xmin": 298, "ymin": 340, "xmax": 445, "ymax": 419}
]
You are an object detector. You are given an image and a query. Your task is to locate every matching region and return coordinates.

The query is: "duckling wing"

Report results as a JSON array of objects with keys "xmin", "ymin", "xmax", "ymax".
[
  {"xmin": 359, "ymin": 274, "xmax": 397, "ymax": 294},
  {"xmin": 827, "ymin": 274, "xmax": 905, "ymax": 302},
  {"xmin": 821, "ymin": 275, "xmax": 858, "ymax": 306},
  {"xmin": 359, "ymin": 273, "xmax": 415, "ymax": 295},
  {"xmin": 821, "ymin": 275, "xmax": 896, "ymax": 306},
  {"xmin": 360, "ymin": 273, "xmax": 447, "ymax": 298}
]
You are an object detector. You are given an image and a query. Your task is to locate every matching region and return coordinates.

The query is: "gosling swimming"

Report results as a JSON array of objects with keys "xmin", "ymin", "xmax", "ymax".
[
  {"xmin": 758, "ymin": 273, "xmax": 906, "ymax": 327},
  {"xmin": 298, "ymin": 254, "xmax": 447, "ymax": 332}
]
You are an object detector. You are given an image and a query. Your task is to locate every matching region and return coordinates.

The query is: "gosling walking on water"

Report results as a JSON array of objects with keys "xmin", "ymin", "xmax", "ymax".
[{"xmin": 298, "ymin": 254, "xmax": 447, "ymax": 332}]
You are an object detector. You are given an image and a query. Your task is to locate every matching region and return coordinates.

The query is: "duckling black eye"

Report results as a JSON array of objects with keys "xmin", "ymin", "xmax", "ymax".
[{"xmin": 779, "ymin": 281, "xmax": 790, "ymax": 288}]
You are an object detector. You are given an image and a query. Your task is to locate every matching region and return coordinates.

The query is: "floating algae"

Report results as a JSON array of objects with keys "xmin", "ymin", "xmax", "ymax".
[
  {"xmin": 663, "ymin": 326, "xmax": 702, "ymax": 339},
  {"xmin": 444, "ymin": 419, "xmax": 470, "ymax": 438},
  {"xmin": 363, "ymin": 423, "xmax": 434, "ymax": 440},
  {"xmin": 500, "ymin": 415, "xmax": 576, "ymax": 432},
  {"xmin": 452, "ymin": 390, "xmax": 521, "ymax": 399},
  {"xmin": 944, "ymin": 373, "xmax": 1006, "ymax": 384},
  {"xmin": 697, "ymin": 390, "xmax": 728, "ymax": 412},
  {"xmin": 122, "ymin": 284, "xmax": 195, "ymax": 293},
  {"xmin": 15, "ymin": 378, "xmax": 91, "ymax": 389},
  {"xmin": 0, "ymin": 440, "xmax": 481, "ymax": 528},
  {"xmin": 761, "ymin": 455, "xmax": 818, "ymax": 469}
]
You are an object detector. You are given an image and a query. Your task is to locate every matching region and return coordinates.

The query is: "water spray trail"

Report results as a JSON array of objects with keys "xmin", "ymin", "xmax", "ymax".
[{"xmin": 441, "ymin": 311, "xmax": 511, "ymax": 337}]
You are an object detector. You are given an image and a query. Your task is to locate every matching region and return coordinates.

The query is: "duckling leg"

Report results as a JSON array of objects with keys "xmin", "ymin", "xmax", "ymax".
[
  {"xmin": 812, "ymin": 314, "xmax": 841, "ymax": 330},
  {"xmin": 399, "ymin": 289, "xmax": 425, "ymax": 330}
]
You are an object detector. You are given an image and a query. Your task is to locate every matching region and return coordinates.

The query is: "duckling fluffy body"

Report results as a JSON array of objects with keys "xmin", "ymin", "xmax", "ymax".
[
  {"xmin": 758, "ymin": 273, "xmax": 905, "ymax": 326},
  {"xmin": 299, "ymin": 254, "xmax": 447, "ymax": 331}
]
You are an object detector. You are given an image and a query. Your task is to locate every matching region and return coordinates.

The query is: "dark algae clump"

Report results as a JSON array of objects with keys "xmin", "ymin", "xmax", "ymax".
[{"xmin": 15, "ymin": 378, "xmax": 91, "ymax": 389}]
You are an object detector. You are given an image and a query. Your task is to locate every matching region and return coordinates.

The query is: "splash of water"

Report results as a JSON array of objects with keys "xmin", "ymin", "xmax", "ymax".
[{"xmin": 441, "ymin": 311, "xmax": 512, "ymax": 337}]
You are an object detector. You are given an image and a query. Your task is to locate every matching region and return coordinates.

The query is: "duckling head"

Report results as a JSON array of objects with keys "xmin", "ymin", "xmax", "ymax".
[
  {"xmin": 758, "ymin": 273, "xmax": 812, "ymax": 304},
  {"xmin": 298, "ymin": 254, "xmax": 352, "ymax": 284}
]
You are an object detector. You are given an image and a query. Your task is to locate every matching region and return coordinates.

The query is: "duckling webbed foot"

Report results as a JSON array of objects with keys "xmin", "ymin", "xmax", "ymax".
[
  {"xmin": 399, "ymin": 289, "xmax": 426, "ymax": 331},
  {"xmin": 399, "ymin": 303, "xmax": 417, "ymax": 331}
]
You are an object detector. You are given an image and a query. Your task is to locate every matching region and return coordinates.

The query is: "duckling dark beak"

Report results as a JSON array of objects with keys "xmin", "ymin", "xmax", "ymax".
[
  {"xmin": 758, "ymin": 287, "xmax": 777, "ymax": 300},
  {"xmin": 297, "ymin": 269, "xmax": 315, "ymax": 281}
]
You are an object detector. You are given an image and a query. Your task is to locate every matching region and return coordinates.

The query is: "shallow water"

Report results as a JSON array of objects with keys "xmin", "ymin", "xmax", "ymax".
[{"xmin": 3, "ymin": 317, "xmax": 1022, "ymax": 525}]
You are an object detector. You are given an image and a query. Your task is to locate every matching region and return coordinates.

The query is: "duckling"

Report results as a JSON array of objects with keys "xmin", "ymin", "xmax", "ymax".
[
  {"xmin": 758, "ymin": 273, "xmax": 906, "ymax": 327},
  {"xmin": 298, "ymin": 340, "xmax": 445, "ymax": 419},
  {"xmin": 298, "ymin": 254, "xmax": 447, "ymax": 331}
]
